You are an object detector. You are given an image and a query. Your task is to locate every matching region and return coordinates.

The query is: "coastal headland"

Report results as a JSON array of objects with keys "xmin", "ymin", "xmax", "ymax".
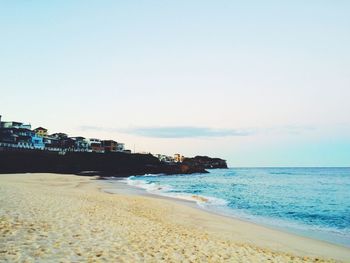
[
  {"xmin": 0, "ymin": 114, "xmax": 227, "ymax": 176},
  {"xmin": 1, "ymin": 173, "xmax": 349, "ymax": 262},
  {"xmin": 0, "ymin": 150, "xmax": 227, "ymax": 176}
]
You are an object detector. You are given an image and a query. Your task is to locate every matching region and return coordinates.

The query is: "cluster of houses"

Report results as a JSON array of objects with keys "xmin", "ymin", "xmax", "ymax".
[
  {"xmin": 0, "ymin": 115, "xmax": 187, "ymax": 163},
  {"xmin": 0, "ymin": 115, "xmax": 130, "ymax": 154},
  {"xmin": 154, "ymin": 153, "xmax": 185, "ymax": 163}
]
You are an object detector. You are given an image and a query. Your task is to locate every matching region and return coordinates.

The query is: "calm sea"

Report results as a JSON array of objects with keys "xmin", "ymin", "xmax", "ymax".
[{"xmin": 125, "ymin": 167, "xmax": 350, "ymax": 247}]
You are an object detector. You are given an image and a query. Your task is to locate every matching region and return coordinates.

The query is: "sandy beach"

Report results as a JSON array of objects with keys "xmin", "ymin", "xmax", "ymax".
[{"xmin": 0, "ymin": 173, "xmax": 349, "ymax": 262}]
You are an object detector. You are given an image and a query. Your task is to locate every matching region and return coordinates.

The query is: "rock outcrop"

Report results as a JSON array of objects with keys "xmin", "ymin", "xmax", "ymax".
[
  {"xmin": 0, "ymin": 150, "xmax": 210, "ymax": 176},
  {"xmin": 183, "ymin": 156, "xmax": 228, "ymax": 169}
]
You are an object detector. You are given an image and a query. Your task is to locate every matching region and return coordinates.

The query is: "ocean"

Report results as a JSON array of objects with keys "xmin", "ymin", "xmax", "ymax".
[{"xmin": 124, "ymin": 167, "xmax": 350, "ymax": 247}]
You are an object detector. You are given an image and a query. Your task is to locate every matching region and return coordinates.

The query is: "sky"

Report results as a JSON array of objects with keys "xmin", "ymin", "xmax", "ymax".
[{"xmin": 1, "ymin": 1, "xmax": 349, "ymax": 166}]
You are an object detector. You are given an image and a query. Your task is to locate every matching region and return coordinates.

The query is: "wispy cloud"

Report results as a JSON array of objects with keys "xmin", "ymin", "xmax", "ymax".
[
  {"xmin": 79, "ymin": 125, "xmax": 315, "ymax": 138},
  {"xmin": 80, "ymin": 125, "xmax": 254, "ymax": 138},
  {"xmin": 123, "ymin": 126, "xmax": 253, "ymax": 138},
  {"xmin": 263, "ymin": 125, "xmax": 316, "ymax": 135}
]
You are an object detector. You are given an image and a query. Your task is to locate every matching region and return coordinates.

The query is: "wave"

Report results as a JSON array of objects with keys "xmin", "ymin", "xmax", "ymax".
[
  {"xmin": 143, "ymin": 173, "xmax": 164, "ymax": 177},
  {"xmin": 270, "ymin": 172, "xmax": 294, "ymax": 175},
  {"xmin": 125, "ymin": 177, "xmax": 228, "ymax": 207},
  {"xmin": 126, "ymin": 177, "xmax": 349, "ymax": 237},
  {"xmin": 126, "ymin": 177, "xmax": 173, "ymax": 192}
]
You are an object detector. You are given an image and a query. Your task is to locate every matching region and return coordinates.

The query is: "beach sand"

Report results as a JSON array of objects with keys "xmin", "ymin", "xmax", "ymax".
[{"xmin": 0, "ymin": 174, "xmax": 349, "ymax": 262}]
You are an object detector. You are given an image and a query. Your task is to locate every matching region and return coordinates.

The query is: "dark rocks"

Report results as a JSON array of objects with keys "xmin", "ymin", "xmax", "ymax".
[
  {"xmin": 0, "ymin": 150, "xmax": 211, "ymax": 176},
  {"xmin": 183, "ymin": 156, "xmax": 228, "ymax": 169}
]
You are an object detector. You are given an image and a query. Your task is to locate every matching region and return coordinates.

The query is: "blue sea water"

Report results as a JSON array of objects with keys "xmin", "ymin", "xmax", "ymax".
[{"xmin": 126, "ymin": 167, "xmax": 350, "ymax": 247}]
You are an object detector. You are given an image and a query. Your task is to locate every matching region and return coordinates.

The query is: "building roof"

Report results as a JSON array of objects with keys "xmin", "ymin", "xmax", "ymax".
[
  {"xmin": 0, "ymin": 127, "xmax": 33, "ymax": 132},
  {"xmin": 102, "ymin": 140, "xmax": 117, "ymax": 143},
  {"xmin": 70, "ymin": 136, "xmax": 86, "ymax": 140},
  {"xmin": 34, "ymin": 127, "xmax": 48, "ymax": 132},
  {"xmin": 3, "ymin": 121, "xmax": 23, "ymax": 125},
  {"xmin": 51, "ymin": 133, "xmax": 68, "ymax": 138}
]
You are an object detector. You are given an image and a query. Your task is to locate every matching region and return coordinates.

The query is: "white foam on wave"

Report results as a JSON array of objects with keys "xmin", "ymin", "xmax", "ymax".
[
  {"xmin": 125, "ymin": 177, "xmax": 173, "ymax": 193},
  {"xmin": 125, "ymin": 177, "xmax": 228, "ymax": 207},
  {"xmin": 143, "ymin": 173, "xmax": 164, "ymax": 177}
]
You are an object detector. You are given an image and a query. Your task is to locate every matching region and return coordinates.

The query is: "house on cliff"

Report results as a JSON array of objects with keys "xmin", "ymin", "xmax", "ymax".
[
  {"xmin": 31, "ymin": 133, "xmax": 45, "ymax": 149},
  {"xmin": 0, "ymin": 128, "xmax": 18, "ymax": 144},
  {"xmin": 15, "ymin": 128, "xmax": 33, "ymax": 147},
  {"xmin": 0, "ymin": 116, "xmax": 43, "ymax": 149},
  {"xmin": 0, "ymin": 116, "xmax": 31, "ymax": 130},
  {"xmin": 43, "ymin": 135, "xmax": 60, "ymax": 149},
  {"xmin": 155, "ymin": 154, "xmax": 175, "ymax": 163},
  {"xmin": 0, "ymin": 115, "xmax": 130, "ymax": 154},
  {"xmin": 34, "ymin": 127, "xmax": 48, "ymax": 137},
  {"xmin": 87, "ymin": 138, "xmax": 104, "ymax": 153},
  {"xmin": 60, "ymin": 137, "xmax": 76, "ymax": 151},
  {"xmin": 0, "ymin": 127, "xmax": 44, "ymax": 149},
  {"xmin": 51, "ymin": 133, "xmax": 68, "ymax": 139},
  {"xmin": 117, "ymin": 142, "xmax": 125, "ymax": 152},
  {"xmin": 174, "ymin": 153, "xmax": 185, "ymax": 163},
  {"xmin": 70, "ymin": 137, "xmax": 90, "ymax": 152},
  {"xmin": 101, "ymin": 140, "xmax": 118, "ymax": 152}
]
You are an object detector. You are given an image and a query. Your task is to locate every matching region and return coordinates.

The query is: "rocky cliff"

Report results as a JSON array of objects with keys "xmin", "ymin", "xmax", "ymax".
[
  {"xmin": 0, "ymin": 150, "xmax": 210, "ymax": 176},
  {"xmin": 183, "ymin": 156, "xmax": 228, "ymax": 169}
]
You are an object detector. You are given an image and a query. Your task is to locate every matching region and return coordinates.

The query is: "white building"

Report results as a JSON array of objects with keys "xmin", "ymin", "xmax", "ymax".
[
  {"xmin": 1, "ymin": 120, "xmax": 31, "ymax": 130},
  {"xmin": 174, "ymin": 153, "xmax": 185, "ymax": 163},
  {"xmin": 117, "ymin": 143, "xmax": 125, "ymax": 152},
  {"xmin": 86, "ymin": 138, "xmax": 104, "ymax": 153},
  {"xmin": 155, "ymin": 154, "xmax": 174, "ymax": 163}
]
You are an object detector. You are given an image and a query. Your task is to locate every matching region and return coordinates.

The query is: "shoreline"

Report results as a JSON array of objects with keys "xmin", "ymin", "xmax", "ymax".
[
  {"xmin": 1, "ymin": 173, "xmax": 349, "ymax": 262},
  {"xmin": 102, "ymin": 176, "xmax": 349, "ymax": 249},
  {"xmin": 98, "ymin": 177, "xmax": 350, "ymax": 260}
]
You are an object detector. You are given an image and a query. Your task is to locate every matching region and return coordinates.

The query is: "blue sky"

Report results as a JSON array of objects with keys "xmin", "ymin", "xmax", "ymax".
[{"xmin": 1, "ymin": 1, "xmax": 349, "ymax": 166}]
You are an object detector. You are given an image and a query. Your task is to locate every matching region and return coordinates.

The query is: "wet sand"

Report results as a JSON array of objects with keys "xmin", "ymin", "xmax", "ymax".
[{"xmin": 0, "ymin": 173, "xmax": 349, "ymax": 262}]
